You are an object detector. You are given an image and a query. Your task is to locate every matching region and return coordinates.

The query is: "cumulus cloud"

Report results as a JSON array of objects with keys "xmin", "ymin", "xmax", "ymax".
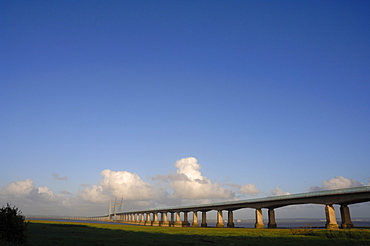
[
  {"xmin": 0, "ymin": 179, "xmax": 63, "ymax": 203},
  {"xmin": 78, "ymin": 184, "xmax": 109, "ymax": 203},
  {"xmin": 32, "ymin": 186, "xmax": 58, "ymax": 202},
  {"xmin": 175, "ymin": 157, "xmax": 203, "ymax": 180},
  {"xmin": 0, "ymin": 178, "xmax": 73, "ymax": 216},
  {"xmin": 270, "ymin": 187, "xmax": 290, "ymax": 196},
  {"xmin": 240, "ymin": 184, "xmax": 260, "ymax": 196},
  {"xmin": 0, "ymin": 157, "xmax": 290, "ymax": 216},
  {"xmin": 2, "ymin": 179, "xmax": 34, "ymax": 195},
  {"xmin": 224, "ymin": 183, "xmax": 260, "ymax": 196},
  {"xmin": 309, "ymin": 176, "xmax": 363, "ymax": 192},
  {"xmin": 153, "ymin": 157, "xmax": 234, "ymax": 200},
  {"xmin": 78, "ymin": 169, "xmax": 158, "ymax": 204},
  {"xmin": 52, "ymin": 173, "xmax": 68, "ymax": 180}
]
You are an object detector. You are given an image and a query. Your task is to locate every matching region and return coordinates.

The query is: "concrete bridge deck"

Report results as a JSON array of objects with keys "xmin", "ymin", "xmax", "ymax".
[{"xmin": 111, "ymin": 186, "xmax": 370, "ymax": 229}]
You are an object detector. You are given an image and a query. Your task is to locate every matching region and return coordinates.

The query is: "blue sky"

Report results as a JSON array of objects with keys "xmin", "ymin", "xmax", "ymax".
[{"xmin": 1, "ymin": 0, "xmax": 369, "ymax": 218}]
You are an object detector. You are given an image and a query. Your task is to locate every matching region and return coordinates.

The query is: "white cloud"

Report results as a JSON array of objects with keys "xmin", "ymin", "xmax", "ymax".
[
  {"xmin": 7, "ymin": 157, "xmax": 347, "ymax": 216},
  {"xmin": 37, "ymin": 186, "xmax": 56, "ymax": 200},
  {"xmin": 309, "ymin": 176, "xmax": 363, "ymax": 192},
  {"xmin": 78, "ymin": 185, "xmax": 108, "ymax": 203},
  {"xmin": 175, "ymin": 157, "xmax": 203, "ymax": 180},
  {"xmin": 78, "ymin": 169, "xmax": 158, "ymax": 203},
  {"xmin": 100, "ymin": 169, "xmax": 156, "ymax": 200},
  {"xmin": 0, "ymin": 180, "xmax": 59, "ymax": 202},
  {"xmin": 270, "ymin": 187, "xmax": 290, "ymax": 196},
  {"xmin": 224, "ymin": 183, "xmax": 260, "ymax": 196},
  {"xmin": 153, "ymin": 157, "xmax": 234, "ymax": 200},
  {"xmin": 0, "ymin": 178, "xmax": 72, "ymax": 216},
  {"xmin": 1, "ymin": 158, "xmax": 243, "ymax": 215},
  {"xmin": 2, "ymin": 179, "xmax": 34, "ymax": 195},
  {"xmin": 240, "ymin": 184, "xmax": 260, "ymax": 196}
]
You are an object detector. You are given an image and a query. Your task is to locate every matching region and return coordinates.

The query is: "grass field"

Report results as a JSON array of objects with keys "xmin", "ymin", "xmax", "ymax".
[{"xmin": 22, "ymin": 220, "xmax": 370, "ymax": 246}]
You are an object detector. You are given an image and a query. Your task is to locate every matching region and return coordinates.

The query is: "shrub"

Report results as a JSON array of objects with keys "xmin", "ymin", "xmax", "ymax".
[
  {"xmin": 312, "ymin": 229, "xmax": 370, "ymax": 240},
  {"xmin": 0, "ymin": 204, "xmax": 28, "ymax": 245},
  {"xmin": 290, "ymin": 226, "xmax": 370, "ymax": 240}
]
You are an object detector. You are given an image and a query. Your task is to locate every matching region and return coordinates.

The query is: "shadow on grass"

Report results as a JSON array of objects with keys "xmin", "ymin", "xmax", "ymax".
[{"xmin": 27, "ymin": 222, "xmax": 370, "ymax": 246}]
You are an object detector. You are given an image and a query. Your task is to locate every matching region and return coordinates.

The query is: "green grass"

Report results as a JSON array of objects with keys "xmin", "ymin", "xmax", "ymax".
[{"xmin": 23, "ymin": 220, "xmax": 370, "ymax": 246}]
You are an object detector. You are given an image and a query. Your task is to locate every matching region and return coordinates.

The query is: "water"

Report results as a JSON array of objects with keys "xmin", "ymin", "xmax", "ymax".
[{"xmin": 209, "ymin": 220, "xmax": 370, "ymax": 228}]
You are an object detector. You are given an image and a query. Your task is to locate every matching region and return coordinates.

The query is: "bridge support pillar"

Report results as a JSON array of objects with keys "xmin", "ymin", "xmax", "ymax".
[
  {"xmin": 159, "ymin": 212, "xmax": 163, "ymax": 226},
  {"xmin": 268, "ymin": 208, "xmax": 277, "ymax": 228},
  {"xmin": 340, "ymin": 205, "xmax": 354, "ymax": 228},
  {"xmin": 170, "ymin": 212, "xmax": 175, "ymax": 227},
  {"xmin": 325, "ymin": 204, "xmax": 339, "ymax": 229},
  {"xmin": 254, "ymin": 208, "xmax": 264, "ymax": 228},
  {"xmin": 174, "ymin": 212, "xmax": 190, "ymax": 227},
  {"xmin": 161, "ymin": 212, "xmax": 170, "ymax": 227},
  {"xmin": 135, "ymin": 213, "xmax": 139, "ymax": 224},
  {"xmin": 192, "ymin": 211, "xmax": 199, "ymax": 227},
  {"xmin": 173, "ymin": 212, "xmax": 179, "ymax": 227},
  {"xmin": 216, "ymin": 210, "xmax": 224, "ymax": 227},
  {"xmin": 201, "ymin": 211, "xmax": 207, "ymax": 227},
  {"xmin": 141, "ymin": 213, "xmax": 146, "ymax": 225},
  {"xmin": 144, "ymin": 213, "xmax": 150, "ymax": 226},
  {"xmin": 227, "ymin": 210, "xmax": 235, "ymax": 228},
  {"xmin": 139, "ymin": 213, "xmax": 144, "ymax": 225},
  {"xmin": 183, "ymin": 212, "xmax": 190, "ymax": 227},
  {"xmin": 174, "ymin": 212, "xmax": 182, "ymax": 227},
  {"xmin": 152, "ymin": 212, "xmax": 160, "ymax": 226},
  {"xmin": 174, "ymin": 212, "xmax": 184, "ymax": 227}
]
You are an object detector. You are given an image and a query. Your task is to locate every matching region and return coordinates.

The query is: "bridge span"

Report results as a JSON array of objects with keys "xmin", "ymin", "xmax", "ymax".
[{"xmin": 111, "ymin": 186, "xmax": 370, "ymax": 229}]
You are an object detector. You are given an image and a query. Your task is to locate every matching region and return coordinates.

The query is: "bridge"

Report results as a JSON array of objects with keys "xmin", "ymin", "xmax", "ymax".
[{"xmin": 108, "ymin": 186, "xmax": 370, "ymax": 229}]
